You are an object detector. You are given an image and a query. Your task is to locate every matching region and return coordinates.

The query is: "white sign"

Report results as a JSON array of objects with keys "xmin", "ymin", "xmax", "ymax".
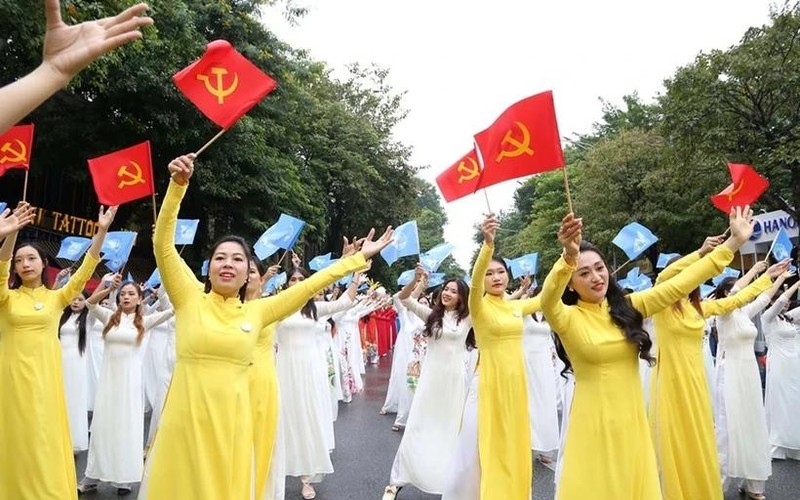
[{"xmin": 740, "ymin": 210, "xmax": 798, "ymax": 254}]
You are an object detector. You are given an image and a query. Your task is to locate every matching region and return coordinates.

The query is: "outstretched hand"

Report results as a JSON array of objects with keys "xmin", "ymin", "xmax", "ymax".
[
  {"xmin": 97, "ymin": 205, "xmax": 118, "ymax": 230},
  {"xmin": 767, "ymin": 259, "xmax": 792, "ymax": 279},
  {"xmin": 481, "ymin": 214, "xmax": 499, "ymax": 246},
  {"xmin": 727, "ymin": 206, "xmax": 754, "ymax": 244},
  {"xmin": 360, "ymin": 227, "xmax": 394, "ymax": 260},
  {"xmin": 42, "ymin": 1, "xmax": 153, "ymax": 80},
  {"xmin": 0, "ymin": 202, "xmax": 36, "ymax": 239}
]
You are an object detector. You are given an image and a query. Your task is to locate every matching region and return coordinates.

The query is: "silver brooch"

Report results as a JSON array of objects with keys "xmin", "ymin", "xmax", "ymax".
[
  {"xmin": 240, "ymin": 322, "xmax": 253, "ymax": 333},
  {"xmin": 34, "ymin": 302, "xmax": 44, "ymax": 311}
]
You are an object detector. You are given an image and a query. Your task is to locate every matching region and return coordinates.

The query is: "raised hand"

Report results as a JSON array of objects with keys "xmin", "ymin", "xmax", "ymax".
[
  {"xmin": 360, "ymin": 227, "xmax": 394, "ymax": 260},
  {"xmin": 727, "ymin": 206, "xmax": 754, "ymax": 244},
  {"xmin": 291, "ymin": 251, "xmax": 302, "ymax": 268},
  {"xmin": 698, "ymin": 234, "xmax": 725, "ymax": 257},
  {"xmin": 557, "ymin": 212, "xmax": 583, "ymax": 261},
  {"xmin": 42, "ymin": 1, "xmax": 153, "ymax": 80},
  {"xmin": 752, "ymin": 260, "xmax": 768, "ymax": 275},
  {"xmin": 265, "ymin": 265, "xmax": 280, "ymax": 279},
  {"xmin": 481, "ymin": 214, "xmax": 499, "ymax": 246},
  {"xmin": 97, "ymin": 205, "xmax": 118, "ymax": 230},
  {"xmin": 0, "ymin": 202, "xmax": 36, "ymax": 239},
  {"xmin": 414, "ymin": 262, "xmax": 427, "ymax": 282},
  {"xmin": 519, "ymin": 273, "xmax": 532, "ymax": 291},
  {"xmin": 168, "ymin": 154, "xmax": 195, "ymax": 185},
  {"xmin": 342, "ymin": 235, "xmax": 360, "ymax": 257},
  {"xmin": 767, "ymin": 259, "xmax": 792, "ymax": 279}
]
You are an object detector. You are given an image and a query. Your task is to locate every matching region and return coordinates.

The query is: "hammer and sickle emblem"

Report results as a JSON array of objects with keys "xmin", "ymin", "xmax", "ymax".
[
  {"xmin": 727, "ymin": 181, "xmax": 745, "ymax": 200},
  {"xmin": 117, "ymin": 161, "xmax": 146, "ymax": 189},
  {"xmin": 457, "ymin": 157, "xmax": 480, "ymax": 184},
  {"xmin": 0, "ymin": 140, "xmax": 28, "ymax": 165},
  {"xmin": 496, "ymin": 121, "xmax": 535, "ymax": 163},
  {"xmin": 196, "ymin": 67, "xmax": 239, "ymax": 104}
]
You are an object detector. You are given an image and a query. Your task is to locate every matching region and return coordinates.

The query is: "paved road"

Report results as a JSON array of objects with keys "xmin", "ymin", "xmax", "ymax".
[{"xmin": 76, "ymin": 357, "xmax": 800, "ymax": 499}]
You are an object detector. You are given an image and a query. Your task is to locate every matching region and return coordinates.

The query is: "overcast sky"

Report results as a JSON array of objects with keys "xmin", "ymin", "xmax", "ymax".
[{"xmin": 262, "ymin": 0, "xmax": 776, "ymax": 269}]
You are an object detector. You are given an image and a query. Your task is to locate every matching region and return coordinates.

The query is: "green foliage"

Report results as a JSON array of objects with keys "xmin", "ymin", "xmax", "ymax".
[{"xmin": 0, "ymin": 0, "xmax": 423, "ymax": 282}]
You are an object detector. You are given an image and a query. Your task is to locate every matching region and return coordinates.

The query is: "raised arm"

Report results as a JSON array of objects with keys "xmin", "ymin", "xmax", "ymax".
[
  {"xmin": 86, "ymin": 302, "xmax": 113, "ymax": 326},
  {"xmin": 470, "ymin": 215, "xmax": 499, "ymax": 317},
  {"xmin": 398, "ymin": 263, "xmax": 427, "ymax": 301},
  {"xmin": 86, "ymin": 273, "xmax": 121, "ymax": 305},
  {"xmin": 734, "ymin": 261, "xmax": 768, "ymax": 291},
  {"xmin": 518, "ymin": 296, "xmax": 542, "ymax": 316},
  {"xmin": 58, "ymin": 206, "xmax": 117, "ymax": 306},
  {"xmin": 400, "ymin": 296, "xmax": 433, "ymax": 321},
  {"xmin": 744, "ymin": 267, "xmax": 792, "ymax": 319},
  {"xmin": 702, "ymin": 273, "xmax": 774, "ymax": 318},
  {"xmin": 540, "ymin": 213, "xmax": 583, "ymax": 334},
  {"xmin": 143, "ymin": 308, "xmax": 174, "ymax": 330},
  {"xmin": 154, "ymin": 155, "xmax": 204, "ymax": 309},
  {"xmin": 0, "ymin": 2, "xmax": 153, "ymax": 133}
]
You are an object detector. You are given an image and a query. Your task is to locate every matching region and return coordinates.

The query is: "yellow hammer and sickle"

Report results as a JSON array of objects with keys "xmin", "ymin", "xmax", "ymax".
[
  {"xmin": 727, "ymin": 181, "xmax": 745, "ymax": 200},
  {"xmin": 496, "ymin": 121, "xmax": 535, "ymax": 163},
  {"xmin": 196, "ymin": 67, "xmax": 239, "ymax": 104},
  {"xmin": 457, "ymin": 157, "xmax": 480, "ymax": 184},
  {"xmin": 0, "ymin": 140, "xmax": 28, "ymax": 164},
  {"xmin": 117, "ymin": 161, "xmax": 146, "ymax": 189}
]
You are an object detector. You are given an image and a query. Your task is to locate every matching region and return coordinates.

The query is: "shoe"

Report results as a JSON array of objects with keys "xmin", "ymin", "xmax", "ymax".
[
  {"xmin": 301, "ymin": 482, "xmax": 316, "ymax": 499},
  {"xmin": 739, "ymin": 487, "xmax": 766, "ymax": 500},
  {"xmin": 77, "ymin": 483, "xmax": 97, "ymax": 495},
  {"xmin": 382, "ymin": 485, "xmax": 402, "ymax": 499},
  {"xmin": 117, "ymin": 487, "xmax": 132, "ymax": 496}
]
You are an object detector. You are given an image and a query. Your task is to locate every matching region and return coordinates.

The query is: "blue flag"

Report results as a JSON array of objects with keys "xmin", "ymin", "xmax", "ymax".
[
  {"xmin": 126, "ymin": 272, "xmax": 135, "ymax": 283},
  {"xmin": 700, "ymin": 284, "xmax": 715, "ymax": 298},
  {"xmin": 174, "ymin": 219, "xmax": 200, "ymax": 245},
  {"xmin": 254, "ymin": 214, "xmax": 306, "ymax": 260},
  {"xmin": 200, "ymin": 259, "xmax": 209, "ymax": 277},
  {"xmin": 308, "ymin": 252, "xmax": 333, "ymax": 271},
  {"xmin": 380, "ymin": 220, "xmax": 420, "ymax": 266},
  {"xmin": 264, "ymin": 272, "xmax": 287, "ymax": 294},
  {"xmin": 56, "ymin": 237, "xmax": 92, "ymax": 261},
  {"xmin": 145, "ymin": 269, "xmax": 162, "ymax": 288},
  {"xmin": 617, "ymin": 267, "xmax": 652, "ymax": 292},
  {"xmin": 397, "ymin": 269, "xmax": 416, "ymax": 286},
  {"xmin": 656, "ymin": 253, "xmax": 681, "ymax": 269},
  {"xmin": 612, "ymin": 222, "xmax": 658, "ymax": 260},
  {"xmin": 427, "ymin": 273, "xmax": 446, "ymax": 288},
  {"xmin": 100, "ymin": 231, "xmax": 137, "ymax": 262},
  {"xmin": 105, "ymin": 259, "xmax": 125, "ymax": 272},
  {"xmin": 338, "ymin": 273, "xmax": 354, "ymax": 287},
  {"xmin": 712, "ymin": 267, "xmax": 740, "ymax": 286},
  {"xmin": 507, "ymin": 252, "xmax": 539, "ymax": 279},
  {"xmin": 420, "ymin": 243, "xmax": 455, "ymax": 272},
  {"xmin": 769, "ymin": 227, "xmax": 794, "ymax": 262},
  {"xmin": 0, "ymin": 202, "xmax": 6, "ymax": 213}
]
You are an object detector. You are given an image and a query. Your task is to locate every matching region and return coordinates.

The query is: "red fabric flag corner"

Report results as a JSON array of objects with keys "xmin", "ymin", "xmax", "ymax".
[
  {"xmin": 436, "ymin": 149, "xmax": 481, "ymax": 202},
  {"xmin": 0, "ymin": 124, "xmax": 34, "ymax": 177},
  {"xmin": 173, "ymin": 40, "xmax": 278, "ymax": 129},
  {"xmin": 87, "ymin": 141, "xmax": 154, "ymax": 206},
  {"xmin": 710, "ymin": 163, "xmax": 769, "ymax": 213},
  {"xmin": 474, "ymin": 91, "xmax": 564, "ymax": 191}
]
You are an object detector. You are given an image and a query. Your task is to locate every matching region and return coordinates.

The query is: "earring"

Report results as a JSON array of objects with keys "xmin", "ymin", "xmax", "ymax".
[{"xmin": 568, "ymin": 286, "xmax": 574, "ymax": 292}]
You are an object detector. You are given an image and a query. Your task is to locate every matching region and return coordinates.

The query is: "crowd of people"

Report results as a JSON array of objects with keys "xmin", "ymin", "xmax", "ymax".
[{"xmin": 1, "ymin": 3, "xmax": 799, "ymax": 500}]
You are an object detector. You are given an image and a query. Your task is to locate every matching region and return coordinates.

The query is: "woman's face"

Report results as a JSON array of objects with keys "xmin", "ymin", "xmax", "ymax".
[
  {"xmin": 484, "ymin": 261, "xmax": 509, "ymax": 296},
  {"xmin": 13, "ymin": 245, "xmax": 44, "ymax": 287},
  {"xmin": 208, "ymin": 242, "xmax": 249, "ymax": 298},
  {"xmin": 439, "ymin": 281, "xmax": 460, "ymax": 310},
  {"xmin": 569, "ymin": 250, "xmax": 609, "ymax": 304},
  {"xmin": 118, "ymin": 284, "xmax": 141, "ymax": 313},
  {"xmin": 287, "ymin": 271, "xmax": 305, "ymax": 288},
  {"xmin": 70, "ymin": 295, "xmax": 86, "ymax": 313},
  {"xmin": 418, "ymin": 296, "xmax": 429, "ymax": 307},
  {"xmin": 245, "ymin": 261, "xmax": 266, "ymax": 298}
]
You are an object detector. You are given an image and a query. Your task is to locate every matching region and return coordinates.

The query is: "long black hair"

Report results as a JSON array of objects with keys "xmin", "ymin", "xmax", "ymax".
[
  {"xmin": 10, "ymin": 242, "xmax": 50, "ymax": 289},
  {"xmin": 204, "ymin": 235, "xmax": 253, "ymax": 302},
  {"xmin": 422, "ymin": 278, "xmax": 476, "ymax": 349},
  {"xmin": 662, "ymin": 255, "xmax": 703, "ymax": 317},
  {"xmin": 288, "ymin": 266, "xmax": 317, "ymax": 320},
  {"xmin": 556, "ymin": 241, "xmax": 655, "ymax": 375},
  {"xmin": 59, "ymin": 291, "xmax": 89, "ymax": 355},
  {"xmin": 711, "ymin": 276, "xmax": 737, "ymax": 300}
]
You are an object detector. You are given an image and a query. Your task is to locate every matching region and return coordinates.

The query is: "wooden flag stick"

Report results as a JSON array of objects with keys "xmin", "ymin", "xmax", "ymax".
[
  {"xmin": 482, "ymin": 189, "xmax": 493, "ymax": 214},
  {"xmin": 151, "ymin": 192, "xmax": 158, "ymax": 226},
  {"xmin": 722, "ymin": 227, "xmax": 731, "ymax": 237},
  {"xmin": 611, "ymin": 257, "xmax": 634, "ymax": 276},
  {"xmin": 22, "ymin": 170, "xmax": 30, "ymax": 202},
  {"xmin": 562, "ymin": 167, "xmax": 574, "ymax": 214},
  {"xmin": 194, "ymin": 128, "xmax": 227, "ymax": 158},
  {"xmin": 276, "ymin": 249, "xmax": 290, "ymax": 267}
]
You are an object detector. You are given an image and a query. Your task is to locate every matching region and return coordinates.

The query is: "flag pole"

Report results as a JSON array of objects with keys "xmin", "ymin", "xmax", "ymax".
[
  {"xmin": 611, "ymin": 257, "xmax": 634, "ymax": 276},
  {"xmin": 194, "ymin": 128, "xmax": 227, "ymax": 158},
  {"xmin": 22, "ymin": 170, "xmax": 29, "ymax": 202},
  {"xmin": 276, "ymin": 249, "xmax": 290, "ymax": 267},
  {"xmin": 151, "ymin": 192, "xmax": 158, "ymax": 226},
  {"xmin": 562, "ymin": 167, "xmax": 574, "ymax": 214},
  {"xmin": 482, "ymin": 189, "xmax": 493, "ymax": 214}
]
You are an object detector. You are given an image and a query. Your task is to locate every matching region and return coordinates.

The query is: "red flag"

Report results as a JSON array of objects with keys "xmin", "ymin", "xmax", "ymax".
[
  {"xmin": 173, "ymin": 40, "xmax": 278, "ymax": 129},
  {"xmin": 436, "ymin": 149, "xmax": 481, "ymax": 202},
  {"xmin": 87, "ymin": 141, "xmax": 154, "ymax": 206},
  {"xmin": 0, "ymin": 124, "xmax": 34, "ymax": 177},
  {"xmin": 474, "ymin": 91, "xmax": 564, "ymax": 190},
  {"xmin": 711, "ymin": 163, "xmax": 769, "ymax": 213}
]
